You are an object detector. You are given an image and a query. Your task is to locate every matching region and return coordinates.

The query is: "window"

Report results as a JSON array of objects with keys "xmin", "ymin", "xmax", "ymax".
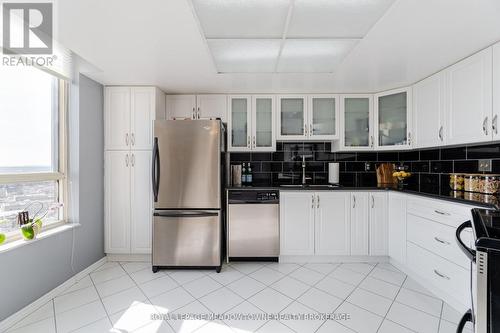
[{"xmin": 0, "ymin": 66, "xmax": 67, "ymax": 238}]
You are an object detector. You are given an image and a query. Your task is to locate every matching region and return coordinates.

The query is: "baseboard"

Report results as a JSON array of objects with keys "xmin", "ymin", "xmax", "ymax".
[
  {"xmin": 279, "ymin": 255, "xmax": 390, "ymax": 263},
  {"xmin": 0, "ymin": 257, "xmax": 107, "ymax": 332},
  {"xmin": 106, "ymin": 253, "xmax": 151, "ymax": 262}
]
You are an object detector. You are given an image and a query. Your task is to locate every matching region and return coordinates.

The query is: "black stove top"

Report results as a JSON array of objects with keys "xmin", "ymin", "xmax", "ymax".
[{"xmin": 472, "ymin": 208, "xmax": 500, "ymax": 251}]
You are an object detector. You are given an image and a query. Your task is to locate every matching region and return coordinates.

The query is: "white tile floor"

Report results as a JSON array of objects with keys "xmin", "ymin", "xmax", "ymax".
[{"xmin": 4, "ymin": 261, "xmax": 474, "ymax": 333}]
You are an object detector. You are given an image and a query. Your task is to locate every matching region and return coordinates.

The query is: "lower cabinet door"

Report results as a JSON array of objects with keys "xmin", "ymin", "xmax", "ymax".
[
  {"xmin": 388, "ymin": 192, "xmax": 407, "ymax": 263},
  {"xmin": 280, "ymin": 192, "xmax": 315, "ymax": 255},
  {"xmin": 315, "ymin": 192, "xmax": 351, "ymax": 255},
  {"xmin": 350, "ymin": 192, "xmax": 369, "ymax": 255},
  {"xmin": 105, "ymin": 151, "xmax": 131, "ymax": 253},
  {"xmin": 369, "ymin": 192, "xmax": 388, "ymax": 256},
  {"xmin": 130, "ymin": 151, "xmax": 152, "ymax": 253}
]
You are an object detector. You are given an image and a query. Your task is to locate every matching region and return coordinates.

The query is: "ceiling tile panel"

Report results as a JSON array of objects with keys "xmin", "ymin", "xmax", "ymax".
[{"xmin": 287, "ymin": 0, "xmax": 395, "ymax": 38}]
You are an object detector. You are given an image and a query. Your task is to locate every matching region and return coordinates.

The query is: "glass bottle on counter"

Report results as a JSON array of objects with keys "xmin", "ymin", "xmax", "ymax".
[
  {"xmin": 241, "ymin": 163, "xmax": 247, "ymax": 186},
  {"xmin": 247, "ymin": 163, "xmax": 253, "ymax": 186}
]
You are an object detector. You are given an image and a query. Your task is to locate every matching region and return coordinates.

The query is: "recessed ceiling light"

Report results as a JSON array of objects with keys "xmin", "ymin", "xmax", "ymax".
[
  {"xmin": 192, "ymin": 0, "xmax": 290, "ymax": 38},
  {"xmin": 207, "ymin": 39, "xmax": 281, "ymax": 73},
  {"xmin": 287, "ymin": 0, "xmax": 395, "ymax": 38},
  {"xmin": 277, "ymin": 39, "xmax": 360, "ymax": 73}
]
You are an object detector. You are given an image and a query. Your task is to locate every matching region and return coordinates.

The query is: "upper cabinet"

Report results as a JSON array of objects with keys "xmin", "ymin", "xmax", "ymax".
[
  {"xmin": 105, "ymin": 87, "xmax": 165, "ymax": 151},
  {"xmin": 228, "ymin": 95, "xmax": 276, "ymax": 152},
  {"xmin": 336, "ymin": 95, "xmax": 373, "ymax": 151},
  {"xmin": 413, "ymin": 72, "xmax": 446, "ymax": 149},
  {"xmin": 445, "ymin": 47, "xmax": 492, "ymax": 145},
  {"xmin": 166, "ymin": 95, "xmax": 227, "ymax": 122},
  {"xmin": 277, "ymin": 96, "xmax": 307, "ymax": 140},
  {"xmin": 374, "ymin": 87, "xmax": 412, "ymax": 150}
]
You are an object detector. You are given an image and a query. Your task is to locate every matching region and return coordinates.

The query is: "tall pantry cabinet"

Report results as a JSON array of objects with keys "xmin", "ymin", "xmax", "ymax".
[{"xmin": 105, "ymin": 87, "xmax": 165, "ymax": 255}]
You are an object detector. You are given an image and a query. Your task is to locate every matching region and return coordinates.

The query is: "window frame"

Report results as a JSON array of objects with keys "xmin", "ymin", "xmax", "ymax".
[{"xmin": 0, "ymin": 78, "xmax": 68, "ymax": 243}]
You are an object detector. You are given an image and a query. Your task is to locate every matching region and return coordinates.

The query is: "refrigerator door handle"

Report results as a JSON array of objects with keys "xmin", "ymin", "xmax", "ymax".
[
  {"xmin": 152, "ymin": 137, "xmax": 160, "ymax": 202},
  {"xmin": 456, "ymin": 220, "xmax": 476, "ymax": 261},
  {"xmin": 154, "ymin": 211, "xmax": 219, "ymax": 218},
  {"xmin": 456, "ymin": 310, "xmax": 473, "ymax": 333}
]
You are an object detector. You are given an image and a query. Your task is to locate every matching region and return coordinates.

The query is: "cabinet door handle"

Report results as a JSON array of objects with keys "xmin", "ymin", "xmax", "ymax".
[
  {"xmin": 353, "ymin": 196, "xmax": 356, "ymax": 208},
  {"xmin": 197, "ymin": 107, "xmax": 200, "ymax": 119},
  {"xmin": 434, "ymin": 269, "xmax": 450, "ymax": 280},
  {"xmin": 247, "ymin": 136, "xmax": 250, "ymax": 148},
  {"xmin": 125, "ymin": 133, "xmax": 129, "ymax": 146},
  {"xmin": 371, "ymin": 195, "xmax": 374, "ymax": 208},
  {"xmin": 434, "ymin": 237, "xmax": 450, "ymax": 245},
  {"xmin": 370, "ymin": 135, "xmax": 374, "ymax": 148},
  {"xmin": 125, "ymin": 154, "xmax": 129, "ymax": 167},
  {"xmin": 438, "ymin": 126, "xmax": 443, "ymax": 141},
  {"xmin": 131, "ymin": 153, "xmax": 135, "ymax": 167},
  {"xmin": 192, "ymin": 107, "xmax": 196, "ymax": 119},
  {"xmin": 253, "ymin": 136, "xmax": 256, "ymax": 149},
  {"xmin": 310, "ymin": 124, "xmax": 313, "ymax": 136},
  {"xmin": 493, "ymin": 115, "xmax": 498, "ymax": 135},
  {"xmin": 434, "ymin": 209, "xmax": 450, "ymax": 216},
  {"xmin": 407, "ymin": 132, "xmax": 412, "ymax": 145},
  {"xmin": 483, "ymin": 117, "xmax": 489, "ymax": 136},
  {"xmin": 304, "ymin": 123, "xmax": 308, "ymax": 136},
  {"xmin": 131, "ymin": 133, "xmax": 135, "ymax": 146},
  {"xmin": 312, "ymin": 195, "xmax": 315, "ymax": 208},
  {"xmin": 317, "ymin": 195, "xmax": 320, "ymax": 208}
]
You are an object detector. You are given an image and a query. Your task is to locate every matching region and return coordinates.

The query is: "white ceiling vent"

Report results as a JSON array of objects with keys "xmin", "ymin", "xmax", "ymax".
[{"xmin": 191, "ymin": 0, "xmax": 395, "ymax": 73}]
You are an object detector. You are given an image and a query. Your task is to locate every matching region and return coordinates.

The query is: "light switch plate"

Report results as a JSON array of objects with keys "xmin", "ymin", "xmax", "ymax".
[{"xmin": 478, "ymin": 159, "xmax": 492, "ymax": 172}]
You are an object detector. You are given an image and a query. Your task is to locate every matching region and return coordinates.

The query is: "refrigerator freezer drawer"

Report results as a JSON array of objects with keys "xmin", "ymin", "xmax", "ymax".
[{"xmin": 152, "ymin": 210, "xmax": 221, "ymax": 267}]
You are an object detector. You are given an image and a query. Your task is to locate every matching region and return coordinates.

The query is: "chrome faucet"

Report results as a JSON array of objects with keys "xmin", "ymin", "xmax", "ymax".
[{"xmin": 300, "ymin": 155, "xmax": 313, "ymax": 185}]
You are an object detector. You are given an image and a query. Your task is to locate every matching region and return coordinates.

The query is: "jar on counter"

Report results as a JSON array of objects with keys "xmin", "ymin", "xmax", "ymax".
[
  {"xmin": 464, "ymin": 174, "xmax": 481, "ymax": 192},
  {"xmin": 478, "ymin": 174, "xmax": 500, "ymax": 194},
  {"xmin": 449, "ymin": 174, "xmax": 464, "ymax": 191}
]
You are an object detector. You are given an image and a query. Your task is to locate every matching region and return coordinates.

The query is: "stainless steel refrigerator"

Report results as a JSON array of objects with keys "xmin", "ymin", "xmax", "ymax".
[{"xmin": 151, "ymin": 119, "xmax": 225, "ymax": 273}]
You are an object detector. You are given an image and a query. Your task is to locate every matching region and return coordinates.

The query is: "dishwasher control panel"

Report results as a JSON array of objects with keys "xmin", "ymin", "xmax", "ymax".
[{"xmin": 228, "ymin": 189, "xmax": 279, "ymax": 204}]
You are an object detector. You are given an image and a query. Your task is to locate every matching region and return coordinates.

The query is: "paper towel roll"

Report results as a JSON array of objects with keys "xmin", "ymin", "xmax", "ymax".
[{"xmin": 329, "ymin": 163, "xmax": 340, "ymax": 184}]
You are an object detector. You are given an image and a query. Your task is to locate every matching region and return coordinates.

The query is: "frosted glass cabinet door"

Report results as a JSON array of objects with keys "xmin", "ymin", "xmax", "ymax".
[
  {"xmin": 309, "ymin": 96, "xmax": 339, "ymax": 140},
  {"xmin": 228, "ymin": 96, "xmax": 251, "ymax": 151},
  {"xmin": 252, "ymin": 96, "xmax": 275, "ymax": 151},
  {"xmin": 375, "ymin": 89, "xmax": 411, "ymax": 149},
  {"xmin": 278, "ymin": 96, "xmax": 306, "ymax": 140},
  {"xmin": 342, "ymin": 96, "xmax": 372, "ymax": 149}
]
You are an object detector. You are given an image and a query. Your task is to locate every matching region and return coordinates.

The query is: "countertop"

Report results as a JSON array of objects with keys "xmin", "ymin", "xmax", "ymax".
[{"xmin": 226, "ymin": 184, "xmax": 500, "ymax": 210}]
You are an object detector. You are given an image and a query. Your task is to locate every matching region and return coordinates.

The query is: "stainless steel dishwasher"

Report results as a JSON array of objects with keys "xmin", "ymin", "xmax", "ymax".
[{"xmin": 227, "ymin": 189, "xmax": 279, "ymax": 261}]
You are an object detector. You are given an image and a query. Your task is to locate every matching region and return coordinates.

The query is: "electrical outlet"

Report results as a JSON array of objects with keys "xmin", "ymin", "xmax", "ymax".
[
  {"xmin": 365, "ymin": 162, "xmax": 371, "ymax": 171},
  {"xmin": 478, "ymin": 159, "xmax": 492, "ymax": 172}
]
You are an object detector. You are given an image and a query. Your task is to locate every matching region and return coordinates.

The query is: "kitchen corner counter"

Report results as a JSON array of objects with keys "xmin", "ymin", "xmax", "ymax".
[{"xmin": 226, "ymin": 185, "xmax": 500, "ymax": 210}]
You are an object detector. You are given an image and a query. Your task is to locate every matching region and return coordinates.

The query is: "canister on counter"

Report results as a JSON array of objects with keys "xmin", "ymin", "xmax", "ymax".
[{"xmin": 449, "ymin": 173, "xmax": 464, "ymax": 191}]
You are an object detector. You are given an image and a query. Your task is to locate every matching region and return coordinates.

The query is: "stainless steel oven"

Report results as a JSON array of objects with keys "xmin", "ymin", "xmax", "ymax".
[{"xmin": 227, "ymin": 189, "xmax": 279, "ymax": 260}]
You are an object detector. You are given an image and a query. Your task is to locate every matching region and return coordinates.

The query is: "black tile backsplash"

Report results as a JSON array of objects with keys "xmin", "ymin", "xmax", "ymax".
[{"xmin": 230, "ymin": 141, "xmax": 500, "ymax": 188}]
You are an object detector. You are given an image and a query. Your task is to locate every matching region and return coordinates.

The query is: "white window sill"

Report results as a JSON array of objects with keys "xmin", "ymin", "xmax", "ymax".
[{"xmin": 0, "ymin": 223, "xmax": 81, "ymax": 254}]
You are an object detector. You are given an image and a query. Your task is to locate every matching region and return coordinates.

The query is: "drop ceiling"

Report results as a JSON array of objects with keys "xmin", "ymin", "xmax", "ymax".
[
  {"xmin": 192, "ymin": 0, "xmax": 394, "ymax": 73},
  {"xmin": 55, "ymin": 0, "xmax": 500, "ymax": 93}
]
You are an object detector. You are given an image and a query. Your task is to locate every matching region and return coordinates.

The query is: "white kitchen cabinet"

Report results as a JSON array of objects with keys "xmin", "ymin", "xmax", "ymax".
[
  {"xmin": 228, "ymin": 95, "xmax": 276, "ymax": 152},
  {"xmin": 388, "ymin": 192, "xmax": 407, "ymax": 264},
  {"xmin": 315, "ymin": 192, "xmax": 350, "ymax": 255},
  {"xmin": 166, "ymin": 95, "xmax": 227, "ymax": 121},
  {"xmin": 335, "ymin": 95, "xmax": 374, "ymax": 151},
  {"xmin": 105, "ymin": 87, "xmax": 165, "ymax": 151},
  {"xmin": 445, "ymin": 47, "xmax": 492, "ymax": 145},
  {"xmin": 105, "ymin": 151, "xmax": 152, "ymax": 254},
  {"xmin": 369, "ymin": 192, "xmax": 388, "ymax": 256},
  {"xmin": 308, "ymin": 95, "xmax": 339, "ymax": 140},
  {"xmin": 277, "ymin": 95, "xmax": 339, "ymax": 141},
  {"xmin": 350, "ymin": 192, "xmax": 369, "ymax": 255},
  {"xmin": 165, "ymin": 95, "xmax": 196, "ymax": 119},
  {"xmin": 413, "ymin": 72, "xmax": 446, "ymax": 148},
  {"xmin": 280, "ymin": 192, "xmax": 315, "ymax": 255},
  {"xmin": 105, "ymin": 87, "xmax": 131, "ymax": 150},
  {"xmin": 374, "ymin": 87, "xmax": 412, "ymax": 150},
  {"xmin": 130, "ymin": 151, "xmax": 153, "ymax": 253},
  {"xmin": 105, "ymin": 151, "xmax": 131, "ymax": 253},
  {"xmin": 492, "ymin": 43, "xmax": 500, "ymax": 140}
]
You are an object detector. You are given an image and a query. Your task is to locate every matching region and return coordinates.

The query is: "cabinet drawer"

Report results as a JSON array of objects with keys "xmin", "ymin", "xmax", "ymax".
[
  {"xmin": 407, "ymin": 197, "xmax": 473, "ymax": 227},
  {"xmin": 407, "ymin": 242, "xmax": 470, "ymax": 307},
  {"xmin": 407, "ymin": 214, "xmax": 471, "ymax": 269}
]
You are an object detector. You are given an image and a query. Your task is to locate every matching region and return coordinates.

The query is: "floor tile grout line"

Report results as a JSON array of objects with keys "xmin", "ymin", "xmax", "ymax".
[
  {"xmin": 3, "ymin": 300, "xmax": 56, "ymax": 332},
  {"xmin": 52, "ymin": 300, "xmax": 58, "ymax": 333},
  {"xmin": 437, "ymin": 300, "xmax": 445, "ymax": 333},
  {"xmin": 88, "ymin": 269, "xmax": 116, "ymax": 329},
  {"xmin": 117, "ymin": 262, "xmax": 179, "ymax": 333}
]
